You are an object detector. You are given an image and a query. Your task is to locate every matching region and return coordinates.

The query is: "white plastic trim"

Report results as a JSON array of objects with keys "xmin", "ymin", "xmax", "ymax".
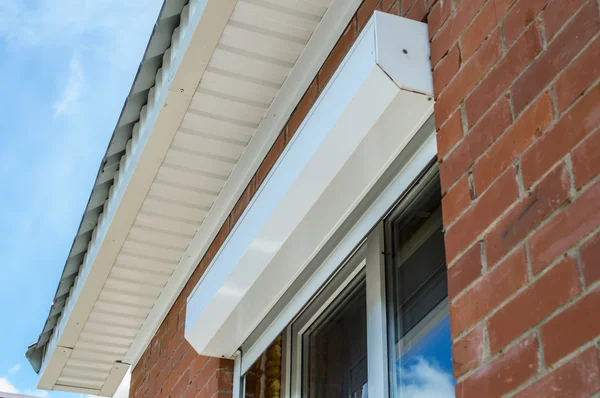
[
  {"xmin": 240, "ymin": 120, "xmax": 437, "ymax": 374},
  {"xmin": 37, "ymin": 0, "xmax": 364, "ymax": 393},
  {"xmin": 125, "ymin": 0, "xmax": 363, "ymax": 367},
  {"xmin": 185, "ymin": 12, "xmax": 433, "ymax": 359},
  {"xmin": 38, "ymin": 0, "xmax": 237, "ymax": 394}
]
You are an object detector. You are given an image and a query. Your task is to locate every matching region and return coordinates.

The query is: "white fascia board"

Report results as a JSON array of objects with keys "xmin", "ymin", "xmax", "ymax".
[
  {"xmin": 37, "ymin": 0, "xmax": 237, "ymax": 394},
  {"xmin": 185, "ymin": 12, "xmax": 433, "ymax": 358},
  {"xmin": 125, "ymin": 0, "xmax": 363, "ymax": 368}
]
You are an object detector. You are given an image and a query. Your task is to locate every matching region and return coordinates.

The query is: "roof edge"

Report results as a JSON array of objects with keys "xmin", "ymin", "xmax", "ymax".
[{"xmin": 25, "ymin": 0, "xmax": 186, "ymax": 374}]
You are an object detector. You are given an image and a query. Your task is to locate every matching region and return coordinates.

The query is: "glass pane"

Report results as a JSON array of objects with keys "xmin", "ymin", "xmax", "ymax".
[
  {"xmin": 304, "ymin": 281, "xmax": 368, "ymax": 398},
  {"xmin": 386, "ymin": 175, "xmax": 456, "ymax": 398}
]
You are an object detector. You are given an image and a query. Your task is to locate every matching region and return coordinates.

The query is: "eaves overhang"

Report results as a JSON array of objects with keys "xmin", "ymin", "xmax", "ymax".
[
  {"xmin": 25, "ymin": 0, "xmax": 188, "ymax": 375},
  {"xmin": 26, "ymin": 0, "xmax": 363, "ymax": 395}
]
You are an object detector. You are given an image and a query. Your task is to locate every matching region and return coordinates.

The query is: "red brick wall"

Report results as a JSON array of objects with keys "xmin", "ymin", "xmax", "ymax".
[
  {"xmin": 436, "ymin": 0, "xmax": 600, "ymax": 395},
  {"xmin": 130, "ymin": 0, "xmax": 600, "ymax": 397}
]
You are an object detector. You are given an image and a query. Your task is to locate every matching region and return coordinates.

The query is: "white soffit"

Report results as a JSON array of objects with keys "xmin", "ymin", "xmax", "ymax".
[
  {"xmin": 185, "ymin": 12, "xmax": 434, "ymax": 358},
  {"xmin": 36, "ymin": 0, "xmax": 363, "ymax": 395}
]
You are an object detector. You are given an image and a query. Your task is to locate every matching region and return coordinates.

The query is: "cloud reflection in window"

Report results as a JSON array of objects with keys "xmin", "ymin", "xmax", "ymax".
[{"xmin": 398, "ymin": 357, "xmax": 455, "ymax": 398}]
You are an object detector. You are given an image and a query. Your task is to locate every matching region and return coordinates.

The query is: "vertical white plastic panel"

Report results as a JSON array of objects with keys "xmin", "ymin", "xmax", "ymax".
[{"xmin": 366, "ymin": 224, "xmax": 389, "ymax": 398}]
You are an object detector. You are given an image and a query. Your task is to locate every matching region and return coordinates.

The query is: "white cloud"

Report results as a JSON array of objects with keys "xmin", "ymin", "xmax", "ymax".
[
  {"xmin": 0, "ymin": 376, "xmax": 49, "ymax": 397},
  {"xmin": 23, "ymin": 390, "xmax": 49, "ymax": 397},
  {"xmin": 7, "ymin": 365, "xmax": 21, "ymax": 375},
  {"xmin": 53, "ymin": 56, "xmax": 85, "ymax": 117},
  {"xmin": 0, "ymin": 377, "xmax": 19, "ymax": 393},
  {"xmin": 0, "ymin": 0, "xmax": 163, "ymax": 71},
  {"xmin": 398, "ymin": 357, "xmax": 455, "ymax": 398}
]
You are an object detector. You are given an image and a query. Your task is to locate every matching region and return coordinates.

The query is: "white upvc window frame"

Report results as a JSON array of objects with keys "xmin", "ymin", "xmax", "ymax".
[
  {"xmin": 286, "ymin": 226, "xmax": 390, "ymax": 397},
  {"xmin": 231, "ymin": 112, "xmax": 440, "ymax": 397}
]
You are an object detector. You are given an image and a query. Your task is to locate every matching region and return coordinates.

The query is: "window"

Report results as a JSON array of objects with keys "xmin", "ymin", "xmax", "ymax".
[
  {"xmin": 290, "ymin": 250, "xmax": 369, "ymax": 398},
  {"xmin": 304, "ymin": 279, "xmax": 367, "ymax": 398},
  {"xmin": 385, "ymin": 170, "xmax": 455, "ymax": 397},
  {"xmin": 237, "ymin": 163, "xmax": 455, "ymax": 398}
]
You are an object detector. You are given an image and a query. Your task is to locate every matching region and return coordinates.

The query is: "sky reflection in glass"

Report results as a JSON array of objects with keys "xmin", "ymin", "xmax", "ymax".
[{"xmin": 396, "ymin": 315, "xmax": 455, "ymax": 398}]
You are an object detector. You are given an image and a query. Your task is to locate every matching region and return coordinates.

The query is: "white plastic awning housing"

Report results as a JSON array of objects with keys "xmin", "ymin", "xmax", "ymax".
[{"xmin": 185, "ymin": 12, "xmax": 434, "ymax": 358}]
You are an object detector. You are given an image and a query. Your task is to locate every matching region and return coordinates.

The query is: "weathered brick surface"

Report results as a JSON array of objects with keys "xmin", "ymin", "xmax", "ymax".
[
  {"xmin": 450, "ymin": 245, "xmax": 527, "ymax": 338},
  {"xmin": 447, "ymin": 244, "xmax": 482, "ymax": 300},
  {"xmin": 513, "ymin": 347, "xmax": 600, "ymax": 398},
  {"xmin": 487, "ymin": 255, "xmax": 581, "ymax": 354},
  {"xmin": 431, "ymin": 0, "xmax": 600, "ymax": 394},
  {"xmin": 131, "ymin": 0, "xmax": 600, "ymax": 396},
  {"xmin": 455, "ymin": 334, "xmax": 539, "ymax": 397},
  {"xmin": 452, "ymin": 324, "xmax": 484, "ymax": 378}
]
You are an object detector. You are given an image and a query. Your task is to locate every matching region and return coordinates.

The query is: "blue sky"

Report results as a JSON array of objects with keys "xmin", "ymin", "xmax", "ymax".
[{"xmin": 0, "ymin": 0, "xmax": 164, "ymax": 396}]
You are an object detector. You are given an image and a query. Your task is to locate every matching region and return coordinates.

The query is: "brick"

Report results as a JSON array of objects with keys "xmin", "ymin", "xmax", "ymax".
[
  {"xmin": 195, "ymin": 358, "xmax": 223, "ymax": 391},
  {"xmin": 206, "ymin": 368, "xmax": 234, "ymax": 393},
  {"xmin": 190, "ymin": 356, "xmax": 210, "ymax": 379},
  {"xmin": 288, "ymin": 77, "xmax": 318, "ymax": 140},
  {"xmin": 581, "ymin": 232, "xmax": 600, "ymax": 286},
  {"xmin": 156, "ymin": 357, "xmax": 173, "ymax": 391},
  {"xmin": 450, "ymin": 246, "xmax": 527, "ymax": 338},
  {"xmin": 136, "ymin": 376, "xmax": 148, "ymax": 397},
  {"xmin": 357, "ymin": 0, "xmax": 379, "ymax": 31},
  {"xmin": 514, "ymin": 347, "xmax": 600, "ymax": 398},
  {"xmin": 460, "ymin": 0, "xmax": 515, "ymax": 61},
  {"xmin": 231, "ymin": 177, "xmax": 256, "ymax": 227},
  {"xmin": 442, "ymin": 174, "xmax": 471, "ymax": 226},
  {"xmin": 435, "ymin": 30, "xmax": 503, "ymax": 128},
  {"xmin": 401, "ymin": 0, "xmax": 415, "ymax": 16},
  {"xmin": 573, "ymin": 126, "xmax": 600, "ymax": 189},
  {"xmin": 166, "ymin": 330, "xmax": 184, "ymax": 361},
  {"xmin": 444, "ymin": 166, "xmax": 519, "ymax": 263},
  {"xmin": 405, "ymin": 0, "xmax": 427, "ymax": 21},
  {"xmin": 455, "ymin": 334, "xmax": 539, "ymax": 397},
  {"xmin": 484, "ymin": 163, "xmax": 571, "ymax": 266},
  {"xmin": 436, "ymin": 110, "xmax": 463, "ymax": 159},
  {"xmin": 210, "ymin": 392, "xmax": 231, "ymax": 398},
  {"xmin": 466, "ymin": 24, "xmax": 543, "ymax": 126},
  {"xmin": 171, "ymin": 341, "xmax": 191, "ymax": 370},
  {"xmin": 503, "ymin": 0, "xmax": 549, "ymax": 45},
  {"xmin": 522, "ymin": 83, "xmax": 600, "ymax": 188},
  {"xmin": 512, "ymin": 1, "xmax": 599, "ymax": 114},
  {"xmin": 206, "ymin": 217, "xmax": 231, "ymax": 264},
  {"xmin": 171, "ymin": 369, "xmax": 191, "ymax": 398},
  {"xmin": 473, "ymin": 92, "xmax": 554, "ymax": 194},
  {"xmin": 428, "ymin": 0, "xmax": 453, "ymax": 38},
  {"xmin": 382, "ymin": 0, "xmax": 397, "ymax": 12},
  {"xmin": 256, "ymin": 133, "xmax": 285, "ymax": 189},
  {"xmin": 452, "ymin": 324, "xmax": 484, "ymax": 378},
  {"xmin": 543, "ymin": 0, "xmax": 587, "ymax": 41},
  {"xmin": 149, "ymin": 355, "xmax": 166, "ymax": 386},
  {"xmin": 433, "ymin": 45, "xmax": 461, "ymax": 97},
  {"xmin": 319, "ymin": 19, "xmax": 356, "ymax": 91},
  {"xmin": 557, "ymin": 39, "xmax": 600, "ymax": 114},
  {"xmin": 430, "ymin": 0, "xmax": 487, "ymax": 66},
  {"xmin": 541, "ymin": 286, "xmax": 600, "ymax": 365},
  {"xmin": 530, "ymin": 178, "xmax": 600, "ymax": 273},
  {"xmin": 448, "ymin": 244, "xmax": 482, "ymax": 299},
  {"xmin": 440, "ymin": 96, "xmax": 512, "ymax": 192},
  {"xmin": 487, "ymin": 255, "xmax": 581, "ymax": 353}
]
